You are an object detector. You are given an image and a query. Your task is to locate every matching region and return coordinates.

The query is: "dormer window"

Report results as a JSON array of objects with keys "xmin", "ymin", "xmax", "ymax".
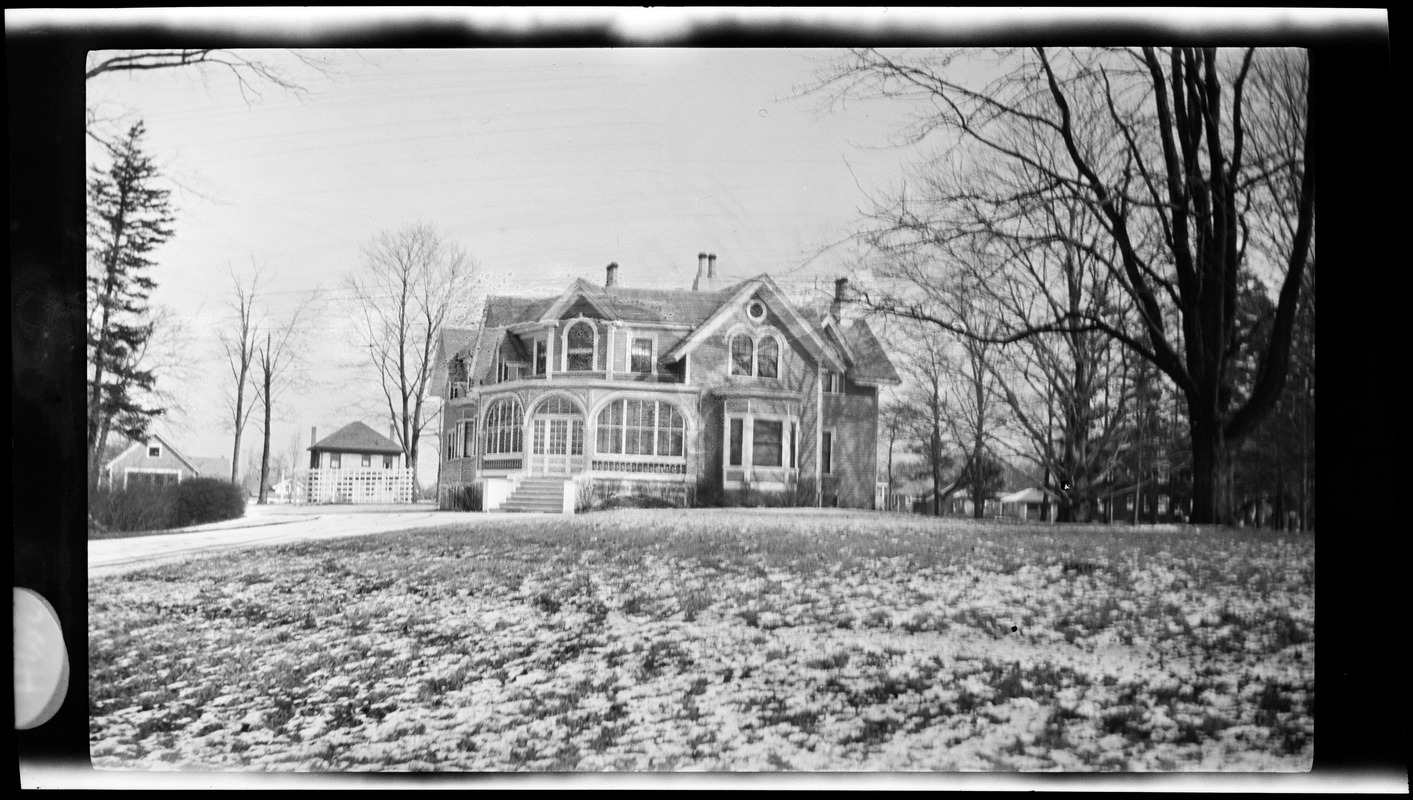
[
  {"xmin": 147, "ymin": 444, "xmax": 162, "ymax": 458},
  {"xmin": 534, "ymin": 340, "xmax": 547, "ymax": 375},
  {"xmin": 565, "ymin": 319, "xmax": 596, "ymax": 371}
]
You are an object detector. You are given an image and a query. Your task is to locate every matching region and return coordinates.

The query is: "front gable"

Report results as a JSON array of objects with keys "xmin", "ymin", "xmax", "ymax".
[
  {"xmin": 664, "ymin": 275, "xmax": 846, "ymax": 372},
  {"xmin": 537, "ymin": 279, "xmax": 615, "ymax": 324}
]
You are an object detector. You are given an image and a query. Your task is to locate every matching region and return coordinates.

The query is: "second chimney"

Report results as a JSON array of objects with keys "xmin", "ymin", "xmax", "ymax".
[
  {"xmin": 707, "ymin": 253, "xmax": 717, "ymax": 279},
  {"xmin": 831, "ymin": 277, "xmax": 852, "ymax": 321},
  {"xmin": 605, "ymin": 262, "xmax": 619, "ymax": 288}
]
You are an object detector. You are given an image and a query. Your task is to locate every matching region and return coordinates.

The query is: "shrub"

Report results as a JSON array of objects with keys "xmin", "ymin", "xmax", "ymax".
[
  {"xmin": 90, "ymin": 483, "xmax": 178, "ymax": 533},
  {"xmin": 172, "ymin": 478, "xmax": 247, "ymax": 527},
  {"xmin": 442, "ymin": 483, "xmax": 484, "ymax": 512}
]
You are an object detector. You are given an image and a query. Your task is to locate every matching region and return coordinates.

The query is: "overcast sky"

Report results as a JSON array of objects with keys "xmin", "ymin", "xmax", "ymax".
[
  {"xmin": 68, "ymin": 8, "xmax": 1377, "ymax": 485},
  {"xmin": 84, "ymin": 44, "xmax": 939, "ymax": 479}
]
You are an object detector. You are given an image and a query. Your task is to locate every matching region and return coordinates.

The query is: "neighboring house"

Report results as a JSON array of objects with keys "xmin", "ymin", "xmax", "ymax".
[
  {"xmin": 99, "ymin": 432, "xmax": 224, "ymax": 489},
  {"xmin": 998, "ymin": 487, "xmax": 1056, "ymax": 522},
  {"xmin": 306, "ymin": 422, "xmax": 413, "ymax": 504},
  {"xmin": 432, "ymin": 255, "xmax": 902, "ymax": 511}
]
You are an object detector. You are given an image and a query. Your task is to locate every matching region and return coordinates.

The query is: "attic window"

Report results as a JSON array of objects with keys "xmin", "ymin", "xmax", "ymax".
[
  {"xmin": 566, "ymin": 320, "xmax": 595, "ymax": 371},
  {"xmin": 148, "ymin": 445, "xmax": 162, "ymax": 458},
  {"xmin": 747, "ymin": 300, "xmax": 767, "ymax": 322}
]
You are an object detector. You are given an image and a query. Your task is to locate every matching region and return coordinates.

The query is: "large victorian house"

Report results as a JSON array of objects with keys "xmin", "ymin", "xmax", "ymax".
[{"xmin": 432, "ymin": 254, "xmax": 900, "ymax": 512}]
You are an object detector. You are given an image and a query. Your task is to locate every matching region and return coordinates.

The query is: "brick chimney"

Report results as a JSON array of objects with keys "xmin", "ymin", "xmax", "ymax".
[
  {"xmin": 707, "ymin": 253, "xmax": 717, "ymax": 279},
  {"xmin": 605, "ymin": 262, "xmax": 619, "ymax": 288},
  {"xmin": 830, "ymin": 277, "xmax": 853, "ymax": 322},
  {"xmin": 693, "ymin": 252, "xmax": 708, "ymax": 291}
]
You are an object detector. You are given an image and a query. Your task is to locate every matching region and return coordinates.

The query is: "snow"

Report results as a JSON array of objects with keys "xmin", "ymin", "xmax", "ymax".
[{"xmin": 89, "ymin": 511, "xmax": 1314, "ymax": 772}]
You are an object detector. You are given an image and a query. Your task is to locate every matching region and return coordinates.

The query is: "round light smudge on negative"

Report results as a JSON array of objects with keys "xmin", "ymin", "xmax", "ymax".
[{"xmin": 14, "ymin": 588, "xmax": 69, "ymax": 730}]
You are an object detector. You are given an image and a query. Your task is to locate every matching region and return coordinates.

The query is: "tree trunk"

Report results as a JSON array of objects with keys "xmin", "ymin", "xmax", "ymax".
[
  {"xmin": 258, "ymin": 370, "xmax": 272, "ymax": 505},
  {"xmin": 1189, "ymin": 411, "xmax": 1236, "ymax": 525}
]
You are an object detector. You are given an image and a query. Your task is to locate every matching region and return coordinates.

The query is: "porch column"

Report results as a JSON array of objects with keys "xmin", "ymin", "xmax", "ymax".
[
  {"xmin": 545, "ymin": 322, "xmax": 556, "ymax": 380},
  {"xmin": 606, "ymin": 323, "xmax": 615, "ymax": 380}
]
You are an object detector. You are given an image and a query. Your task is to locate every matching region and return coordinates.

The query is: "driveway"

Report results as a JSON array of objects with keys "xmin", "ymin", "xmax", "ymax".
[{"xmin": 88, "ymin": 503, "xmax": 497, "ymax": 578}]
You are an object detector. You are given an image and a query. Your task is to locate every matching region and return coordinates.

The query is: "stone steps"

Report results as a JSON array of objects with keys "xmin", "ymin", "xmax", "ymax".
[{"xmin": 495, "ymin": 478, "xmax": 571, "ymax": 514}]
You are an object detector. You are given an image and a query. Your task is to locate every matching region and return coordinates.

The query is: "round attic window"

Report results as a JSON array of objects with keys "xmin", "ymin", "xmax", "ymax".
[{"xmin": 747, "ymin": 300, "xmax": 767, "ymax": 322}]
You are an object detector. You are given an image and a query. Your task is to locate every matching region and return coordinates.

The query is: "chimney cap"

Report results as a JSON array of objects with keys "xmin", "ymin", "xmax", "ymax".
[{"xmin": 605, "ymin": 262, "xmax": 619, "ymax": 287}]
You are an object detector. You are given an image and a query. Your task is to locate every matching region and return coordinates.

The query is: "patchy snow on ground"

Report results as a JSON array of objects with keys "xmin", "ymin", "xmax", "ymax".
[{"xmin": 89, "ymin": 510, "xmax": 1313, "ymax": 772}]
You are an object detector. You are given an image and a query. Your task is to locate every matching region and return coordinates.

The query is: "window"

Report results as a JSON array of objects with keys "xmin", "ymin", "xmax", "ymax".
[
  {"xmin": 310, "ymin": 452, "xmax": 320, "ymax": 469},
  {"xmin": 822, "ymin": 431, "xmax": 834, "ymax": 475},
  {"xmin": 384, "ymin": 455, "xmax": 395, "ymax": 469},
  {"xmin": 330, "ymin": 453, "xmax": 342, "ymax": 469},
  {"xmin": 566, "ymin": 320, "xmax": 595, "ymax": 371},
  {"xmin": 535, "ymin": 340, "xmax": 546, "ymax": 376},
  {"xmin": 729, "ymin": 419, "xmax": 744, "ymax": 466},
  {"xmin": 147, "ymin": 445, "xmax": 161, "ymax": 458},
  {"xmin": 596, "ymin": 399, "xmax": 684, "ymax": 457},
  {"xmin": 757, "ymin": 336, "xmax": 779, "ymax": 379},
  {"xmin": 462, "ymin": 420, "xmax": 475, "ymax": 459},
  {"xmin": 823, "ymin": 370, "xmax": 844, "ymax": 394},
  {"xmin": 130, "ymin": 471, "xmax": 177, "ymax": 488},
  {"xmin": 730, "ymin": 335, "xmax": 753, "ymax": 376},
  {"xmin": 630, "ymin": 337, "xmax": 654, "ymax": 374},
  {"xmin": 747, "ymin": 299, "xmax": 767, "ymax": 322},
  {"xmin": 752, "ymin": 419, "xmax": 784, "ymax": 468},
  {"xmin": 362, "ymin": 453, "xmax": 372, "ymax": 468},
  {"xmin": 484, "ymin": 396, "xmax": 524, "ymax": 455},
  {"xmin": 789, "ymin": 421, "xmax": 797, "ymax": 468}
]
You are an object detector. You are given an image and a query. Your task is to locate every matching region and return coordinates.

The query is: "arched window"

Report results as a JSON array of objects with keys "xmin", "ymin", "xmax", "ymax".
[
  {"xmin": 757, "ymin": 335, "xmax": 779, "ymax": 379},
  {"xmin": 483, "ymin": 396, "xmax": 524, "ymax": 454},
  {"xmin": 534, "ymin": 395, "xmax": 578, "ymax": 416},
  {"xmin": 730, "ymin": 334, "xmax": 754, "ymax": 376},
  {"xmin": 565, "ymin": 320, "xmax": 595, "ymax": 371},
  {"xmin": 595, "ymin": 399, "xmax": 686, "ymax": 457}
]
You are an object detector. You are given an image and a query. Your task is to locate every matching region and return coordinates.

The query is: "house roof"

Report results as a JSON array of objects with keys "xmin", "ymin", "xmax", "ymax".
[
  {"xmin": 309, "ymin": 421, "xmax": 404, "ymax": 455},
  {"xmin": 435, "ymin": 270, "xmax": 899, "ymax": 385},
  {"xmin": 999, "ymin": 487, "xmax": 1056, "ymax": 504},
  {"xmin": 102, "ymin": 431, "xmax": 202, "ymax": 475},
  {"xmin": 843, "ymin": 320, "xmax": 902, "ymax": 385}
]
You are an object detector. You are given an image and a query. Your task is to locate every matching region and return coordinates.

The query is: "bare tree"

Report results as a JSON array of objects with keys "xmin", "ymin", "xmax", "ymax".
[
  {"xmin": 346, "ymin": 223, "xmax": 481, "ymax": 490},
  {"xmin": 814, "ymin": 47, "xmax": 1314, "ymax": 524},
  {"xmin": 85, "ymin": 49, "xmax": 340, "ymax": 146},
  {"xmin": 218, "ymin": 262, "xmax": 265, "ymax": 484},
  {"xmin": 252, "ymin": 293, "xmax": 319, "ymax": 505}
]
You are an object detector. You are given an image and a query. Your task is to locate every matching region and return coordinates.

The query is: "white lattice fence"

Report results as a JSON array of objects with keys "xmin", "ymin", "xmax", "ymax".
[{"xmin": 305, "ymin": 468, "xmax": 415, "ymax": 504}]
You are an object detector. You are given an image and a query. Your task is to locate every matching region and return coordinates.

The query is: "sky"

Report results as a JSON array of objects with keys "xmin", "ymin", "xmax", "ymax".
[
  {"xmin": 83, "ymin": 40, "xmax": 936, "ymax": 483},
  {"xmin": 65, "ymin": 8, "xmax": 1375, "ymax": 487}
]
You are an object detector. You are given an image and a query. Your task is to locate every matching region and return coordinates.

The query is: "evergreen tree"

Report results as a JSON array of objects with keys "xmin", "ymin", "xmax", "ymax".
[{"xmin": 87, "ymin": 122, "xmax": 175, "ymax": 492}]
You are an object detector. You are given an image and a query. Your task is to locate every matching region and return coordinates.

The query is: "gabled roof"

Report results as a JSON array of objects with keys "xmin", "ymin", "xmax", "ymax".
[
  {"xmin": 663, "ymin": 274, "xmax": 847, "ymax": 371},
  {"xmin": 309, "ymin": 422, "xmax": 404, "ymax": 455},
  {"xmin": 843, "ymin": 319, "xmax": 902, "ymax": 386},
  {"xmin": 102, "ymin": 431, "xmax": 203, "ymax": 475},
  {"xmin": 484, "ymin": 283, "xmax": 731, "ymax": 329}
]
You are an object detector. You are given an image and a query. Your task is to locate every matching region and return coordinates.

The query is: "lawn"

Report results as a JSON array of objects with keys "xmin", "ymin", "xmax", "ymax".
[{"xmin": 89, "ymin": 509, "xmax": 1314, "ymax": 772}]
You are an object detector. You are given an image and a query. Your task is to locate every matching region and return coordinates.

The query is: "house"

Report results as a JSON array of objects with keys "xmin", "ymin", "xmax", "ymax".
[
  {"xmin": 99, "ymin": 432, "xmax": 229, "ymax": 489},
  {"xmin": 305, "ymin": 422, "xmax": 414, "ymax": 504},
  {"xmin": 998, "ymin": 487, "xmax": 1056, "ymax": 522},
  {"xmin": 432, "ymin": 255, "xmax": 901, "ymax": 512}
]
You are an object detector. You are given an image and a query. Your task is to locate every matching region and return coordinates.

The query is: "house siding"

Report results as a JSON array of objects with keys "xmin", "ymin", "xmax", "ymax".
[{"xmin": 434, "ymin": 273, "xmax": 896, "ymax": 511}]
